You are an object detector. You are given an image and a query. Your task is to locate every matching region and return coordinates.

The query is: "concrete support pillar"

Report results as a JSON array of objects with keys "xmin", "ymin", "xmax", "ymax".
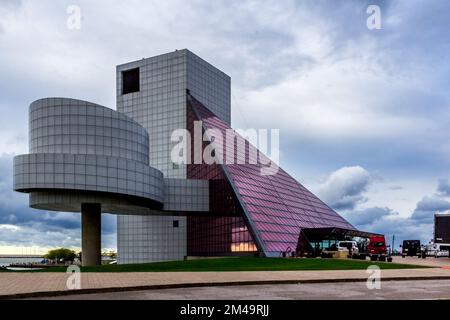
[{"xmin": 81, "ymin": 203, "xmax": 101, "ymax": 266}]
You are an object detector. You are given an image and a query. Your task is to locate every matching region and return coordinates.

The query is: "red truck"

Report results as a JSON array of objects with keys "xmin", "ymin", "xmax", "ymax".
[{"xmin": 368, "ymin": 235, "xmax": 388, "ymax": 261}]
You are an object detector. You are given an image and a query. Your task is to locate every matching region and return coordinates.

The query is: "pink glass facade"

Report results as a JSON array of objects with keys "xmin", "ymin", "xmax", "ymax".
[
  {"xmin": 186, "ymin": 104, "xmax": 257, "ymax": 255},
  {"xmin": 187, "ymin": 94, "xmax": 357, "ymax": 257}
]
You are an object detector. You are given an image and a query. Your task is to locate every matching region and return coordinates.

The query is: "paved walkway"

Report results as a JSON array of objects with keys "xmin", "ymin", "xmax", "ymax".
[{"xmin": 2, "ymin": 266, "xmax": 450, "ymax": 299}]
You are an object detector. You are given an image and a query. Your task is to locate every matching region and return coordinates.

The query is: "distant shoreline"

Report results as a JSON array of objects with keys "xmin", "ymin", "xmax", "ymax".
[{"xmin": 0, "ymin": 256, "xmax": 45, "ymax": 267}]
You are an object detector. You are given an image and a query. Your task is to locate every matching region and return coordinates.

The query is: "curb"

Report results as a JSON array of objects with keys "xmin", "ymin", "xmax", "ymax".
[{"xmin": 3, "ymin": 275, "xmax": 450, "ymax": 299}]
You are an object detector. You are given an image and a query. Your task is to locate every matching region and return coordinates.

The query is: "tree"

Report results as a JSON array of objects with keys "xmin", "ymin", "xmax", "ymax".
[
  {"xmin": 101, "ymin": 250, "xmax": 117, "ymax": 260},
  {"xmin": 44, "ymin": 248, "xmax": 77, "ymax": 262}
]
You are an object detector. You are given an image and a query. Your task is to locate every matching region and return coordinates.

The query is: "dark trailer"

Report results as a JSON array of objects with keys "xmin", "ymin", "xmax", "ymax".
[
  {"xmin": 401, "ymin": 240, "xmax": 421, "ymax": 257},
  {"xmin": 435, "ymin": 213, "xmax": 450, "ymax": 243}
]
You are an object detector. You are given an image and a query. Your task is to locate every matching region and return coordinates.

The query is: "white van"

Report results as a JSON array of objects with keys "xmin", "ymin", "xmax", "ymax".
[
  {"xmin": 426, "ymin": 243, "xmax": 450, "ymax": 258},
  {"xmin": 338, "ymin": 241, "xmax": 359, "ymax": 255}
]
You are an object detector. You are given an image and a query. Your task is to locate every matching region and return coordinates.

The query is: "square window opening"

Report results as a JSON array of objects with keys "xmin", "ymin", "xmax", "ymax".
[{"xmin": 122, "ymin": 68, "xmax": 140, "ymax": 94}]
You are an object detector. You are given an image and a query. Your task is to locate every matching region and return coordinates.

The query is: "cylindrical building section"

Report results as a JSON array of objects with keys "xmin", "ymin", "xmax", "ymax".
[
  {"xmin": 13, "ymin": 153, "xmax": 164, "ymax": 211},
  {"xmin": 29, "ymin": 98, "xmax": 150, "ymax": 165},
  {"xmin": 14, "ymin": 97, "xmax": 166, "ymax": 266},
  {"xmin": 14, "ymin": 97, "xmax": 165, "ymax": 212}
]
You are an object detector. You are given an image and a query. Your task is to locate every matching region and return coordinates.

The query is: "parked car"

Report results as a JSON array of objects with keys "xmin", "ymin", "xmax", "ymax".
[
  {"xmin": 426, "ymin": 243, "xmax": 450, "ymax": 258},
  {"xmin": 338, "ymin": 241, "xmax": 359, "ymax": 257}
]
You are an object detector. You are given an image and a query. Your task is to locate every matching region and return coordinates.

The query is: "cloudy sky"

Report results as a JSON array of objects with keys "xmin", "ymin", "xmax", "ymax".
[{"xmin": 1, "ymin": 0, "xmax": 449, "ymax": 253}]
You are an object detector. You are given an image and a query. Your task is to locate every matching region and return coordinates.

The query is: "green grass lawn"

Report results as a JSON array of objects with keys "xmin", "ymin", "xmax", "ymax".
[{"xmin": 3, "ymin": 257, "xmax": 428, "ymax": 272}]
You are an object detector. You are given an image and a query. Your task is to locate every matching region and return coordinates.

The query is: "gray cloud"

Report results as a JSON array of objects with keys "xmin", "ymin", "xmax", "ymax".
[
  {"xmin": 0, "ymin": 154, "xmax": 116, "ymax": 249},
  {"xmin": 0, "ymin": 223, "xmax": 80, "ymax": 249},
  {"xmin": 388, "ymin": 185, "xmax": 403, "ymax": 190},
  {"xmin": 343, "ymin": 206, "xmax": 396, "ymax": 226},
  {"xmin": 318, "ymin": 166, "xmax": 372, "ymax": 210},
  {"xmin": 437, "ymin": 179, "xmax": 450, "ymax": 197},
  {"xmin": 0, "ymin": 0, "xmax": 22, "ymax": 10},
  {"xmin": 342, "ymin": 206, "xmax": 433, "ymax": 248},
  {"xmin": 410, "ymin": 195, "xmax": 450, "ymax": 223},
  {"xmin": 1, "ymin": 0, "xmax": 450, "ymax": 251},
  {"xmin": 341, "ymin": 176, "xmax": 450, "ymax": 248}
]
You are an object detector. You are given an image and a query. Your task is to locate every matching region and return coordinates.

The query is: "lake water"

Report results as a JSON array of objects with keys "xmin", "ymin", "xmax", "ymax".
[{"xmin": 0, "ymin": 257, "xmax": 44, "ymax": 267}]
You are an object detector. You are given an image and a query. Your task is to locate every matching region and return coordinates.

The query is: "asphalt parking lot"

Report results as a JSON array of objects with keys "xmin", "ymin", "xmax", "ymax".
[{"xmin": 391, "ymin": 256, "xmax": 450, "ymax": 268}]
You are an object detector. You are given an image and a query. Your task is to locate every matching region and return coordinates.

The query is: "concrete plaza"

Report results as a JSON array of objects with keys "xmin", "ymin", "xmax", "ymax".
[{"xmin": 0, "ymin": 257, "xmax": 450, "ymax": 299}]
